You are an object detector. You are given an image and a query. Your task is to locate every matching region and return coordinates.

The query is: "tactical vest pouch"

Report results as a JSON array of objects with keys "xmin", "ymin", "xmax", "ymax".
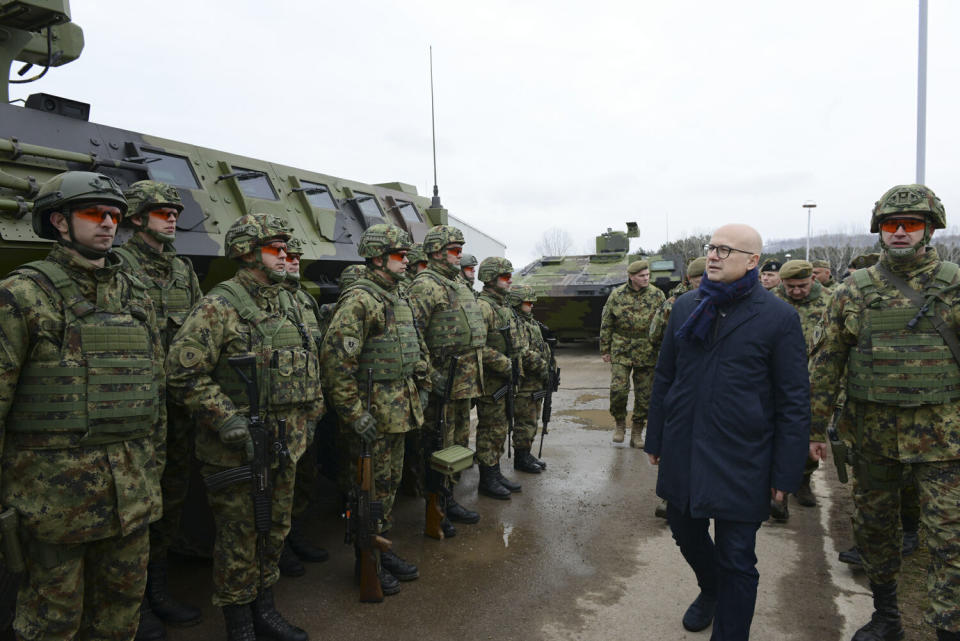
[
  {"xmin": 267, "ymin": 347, "xmax": 321, "ymax": 406},
  {"xmin": 354, "ymin": 281, "xmax": 420, "ymax": 382},
  {"xmin": 429, "ymin": 445, "xmax": 475, "ymax": 476}
]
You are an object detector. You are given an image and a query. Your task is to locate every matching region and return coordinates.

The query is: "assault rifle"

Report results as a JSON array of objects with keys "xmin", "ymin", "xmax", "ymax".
[
  {"xmin": 203, "ymin": 354, "xmax": 272, "ymax": 593},
  {"xmin": 425, "ymin": 355, "xmax": 460, "ymax": 540},
  {"xmin": 826, "ymin": 404, "xmax": 848, "ymax": 484},
  {"xmin": 344, "ymin": 369, "xmax": 391, "ymax": 602},
  {"xmin": 498, "ymin": 325, "xmax": 518, "ymax": 459},
  {"xmin": 539, "ymin": 334, "xmax": 560, "ymax": 459}
]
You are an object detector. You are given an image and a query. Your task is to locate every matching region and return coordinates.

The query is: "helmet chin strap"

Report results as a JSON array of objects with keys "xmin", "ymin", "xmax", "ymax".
[
  {"xmin": 285, "ymin": 271, "xmax": 301, "ymax": 282},
  {"xmin": 147, "ymin": 228, "xmax": 176, "ymax": 245},
  {"xmin": 61, "ymin": 214, "xmax": 109, "ymax": 260},
  {"xmin": 254, "ymin": 250, "xmax": 287, "ymax": 283}
]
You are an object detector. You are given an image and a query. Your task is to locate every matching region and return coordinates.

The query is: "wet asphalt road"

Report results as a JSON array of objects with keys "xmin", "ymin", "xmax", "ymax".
[{"xmin": 165, "ymin": 343, "xmax": 874, "ymax": 641}]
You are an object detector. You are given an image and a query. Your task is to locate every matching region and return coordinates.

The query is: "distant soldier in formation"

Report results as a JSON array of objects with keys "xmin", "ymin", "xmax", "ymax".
[
  {"xmin": 113, "ymin": 179, "xmax": 204, "ymax": 639},
  {"xmin": 475, "ymin": 257, "xmax": 526, "ymax": 499},
  {"xmin": 167, "ymin": 213, "xmax": 321, "ymax": 641},
  {"xmin": 759, "ymin": 258, "xmax": 782, "ymax": 290},
  {"xmin": 406, "ymin": 225, "xmax": 489, "ymax": 532},
  {"xmin": 771, "ymin": 259, "xmax": 832, "ymax": 519},
  {"xmin": 317, "ymin": 264, "xmax": 364, "ymax": 338},
  {"xmin": 811, "ymin": 259, "xmax": 836, "ymax": 289},
  {"xmin": 650, "ymin": 256, "xmax": 706, "ymax": 351},
  {"xmin": 0, "ymin": 172, "xmax": 165, "ymax": 641},
  {"xmin": 599, "ymin": 260, "xmax": 665, "ymax": 447},
  {"xmin": 460, "ymin": 253, "xmax": 478, "ymax": 289},
  {"xmin": 319, "ymin": 224, "xmax": 431, "ymax": 595},
  {"xmin": 277, "ymin": 237, "xmax": 330, "ymax": 578},
  {"xmin": 809, "ymin": 185, "xmax": 960, "ymax": 641},
  {"xmin": 401, "ymin": 242, "xmax": 428, "ymax": 292},
  {"xmin": 507, "ymin": 284, "xmax": 550, "ymax": 473}
]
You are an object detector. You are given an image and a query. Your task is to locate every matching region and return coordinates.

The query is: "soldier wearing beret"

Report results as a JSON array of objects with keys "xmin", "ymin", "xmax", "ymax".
[
  {"xmin": 759, "ymin": 259, "xmax": 782, "ymax": 290},
  {"xmin": 600, "ymin": 259, "xmax": 666, "ymax": 447},
  {"xmin": 811, "ymin": 259, "xmax": 836, "ymax": 290}
]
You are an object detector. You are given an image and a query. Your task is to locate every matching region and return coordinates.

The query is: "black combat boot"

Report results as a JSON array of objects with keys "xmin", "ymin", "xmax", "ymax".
[
  {"xmin": 222, "ymin": 603, "xmax": 256, "ymax": 641},
  {"xmin": 839, "ymin": 545, "xmax": 863, "ymax": 566},
  {"xmin": 495, "ymin": 463, "xmax": 522, "ymax": 493},
  {"xmin": 446, "ymin": 496, "xmax": 480, "ymax": 524},
  {"xmin": 478, "ymin": 464, "xmax": 511, "ymax": 500},
  {"xmin": 146, "ymin": 560, "xmax": 201, "ymax": 627},
  {"xmin": 278, "ymin": 540, "xmax": 305, "ymax": 577},
  {"xmin": 937, "ymin": 629, "xmax": 960, "ymax": 640},
  {"xmin": 513, "ymin": 448, "xmax": 542, "ymax": 474},
  {"xmin": 287, "ymin": 518, "xmax": 329, "ymax": 563},
  {"xmin": 795, "ymin": 474, "xmax": 817, "ymax": 507},
  {"xmin": 381, "ymin": 549, "xmax": 419, "ymax": 581},
  {"xmin": 770, "ymin": 494, "xmax": 789, "ymax": 522},
  {"xmin": 135, "ymin": 599, "xmax": 165, "ymax": 641},
  {"xmin": 378, "ymin": 565, "xmax": 401, "ymax": 596},
  {"xmin": 529, "ymin": 450, "xmax": 547, "ymax": 470},
  {"xmin": 252, "ymin": 587, "xmax": 308, "ymax": 641},
  {"xmin": 852, "ymin": 582, "xmax": 904, "ymax": 641},
  {"xmin": 441, "ymin": 516, "xmax": 457, "ymax": 538}
]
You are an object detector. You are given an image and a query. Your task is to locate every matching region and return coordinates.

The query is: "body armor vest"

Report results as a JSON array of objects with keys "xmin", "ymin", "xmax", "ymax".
[
  {"xmin": 847, "ymin": 263, "xmax": 960, "ymax": 406},
  {"xmin": 6, "ymin": 261, "xmax": 159, "ymax": 445},
  {"xmin": 415, "ymin": 270, "xmax": 485, "ymax": 359},
  {"xmin": 113, "ymin": 245, "xmax": 195, "ymax": 348},
  {"xmin": 351, "ymin": 278, "xmax": 420, "ymax": 382},
  {"xmin": 479, "ymin": 292, "xmax": 516, "ymax": 355},
  {"xmin": 209, "ymin": 280, "xmax": 321, "ymax": 409}
]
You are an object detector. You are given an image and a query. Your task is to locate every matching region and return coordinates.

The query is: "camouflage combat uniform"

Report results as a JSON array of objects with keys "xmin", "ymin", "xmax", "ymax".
[
  {"xmin": 649, "ymin": 282, "xmax": 688, "ymax": 351},
  {"xmin": 0, "ymin": 244, "xmax": 165, "ymax": 641},
  {"xmin": 320, "ymin": 267, "xmax": 430, "ymax": 534},
  {"xmin": 166, "ymin": 265, "xmax": 322, "ymax": 607},
  {"xmin": 810, "ymin": 247, "xmax": 960, "ymax": 631},
  {"xmin": 772, "ymin": 279, "xmax": 832, "ymax": 352},
  {"xmin": 599, "ymin": 280, "xmax": 665, "ymax": 428},
  {"xmin": 511, "ymin": 297, "xmax": 550, "ymax": 452}
]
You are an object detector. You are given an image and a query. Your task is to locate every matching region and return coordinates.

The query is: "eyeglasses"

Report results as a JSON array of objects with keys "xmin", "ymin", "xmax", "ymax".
[
  {"xmin": 498, "ymin": 274, "xmax": 512, "ymax": 281},
  {"xmin": 73, "ymin": 205, "xmax": 123, "ymax": 225},
  {"xmin": 703, "ymin": 244, "xmax": 754, "ymax": 259},
  {"xmin": 284, "ymin": 253, "xmax": 302, "ymax": 262},
  {"xmin": 148, "ymin": 208, "xmax": 180, "ymax": 221},
  {"xmin": 388, "ymin": 251, "xmax": 409, "ymax": 262},
  {"xmin": 879, "ymin": 218, "xmax": 926, "ymax": 234},
  {"xmin": 446, "ymin": 246, "xmax": 463, "ymax": 256},
  {"xmin": 260, "ymin": 241, "xmax": 287, "ymax": 257}
]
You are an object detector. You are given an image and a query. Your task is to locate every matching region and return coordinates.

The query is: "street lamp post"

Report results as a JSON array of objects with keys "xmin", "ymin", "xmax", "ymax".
[{"xmin": 803, "ymin": 201, "xmax": 817, "ymax": 260}]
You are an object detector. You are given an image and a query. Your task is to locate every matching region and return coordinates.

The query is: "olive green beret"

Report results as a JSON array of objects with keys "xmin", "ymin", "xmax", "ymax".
[
  {"xmin": 811, "ymin": 259, "xmax": 830, "ymax": 269},
  {"xmin": 627, "ymin": 260, "xmax": 649, "ymax": 274},
  {"xmin": 779, "ymin": 259, "xmax": 813, "ymax": 280},
  {"xmin": 686, "ymin": 256, "xmax": 706, "ymax": 277},
  {"xmin": 760, "ymin": 259, "xmax": 782, "ymax": 273}
]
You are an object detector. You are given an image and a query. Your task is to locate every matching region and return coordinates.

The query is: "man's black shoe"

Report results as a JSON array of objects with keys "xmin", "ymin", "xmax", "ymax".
[
  {"xmin": 446, "ymin": 498, "xmax": 480, "ymax": 524},
  {"xmin": 496, "ymin": 463, "xmax": 522, "ymax": 493},
  {"xmin": 222, "ymin": 603, "xmax": 256, "ymax": 641},
  {"xmin": 378, "ymin": 566, "xmax": 401, "ymax": 596},
  {"xmin": 478, "ymin": 465, "xmax": 511, "ymax": 500},
  {"xmin": 441, "ymin": 517, "xmax": 457, "ymax": 538},
  {"xmin": 682, "ymin": 592, "xmax": 717, "ymax": 632},
  {"xmin": 381, "ymin": 549, "xmax": 419, "ymax": 581},
  {"xmin": 513, "ymin": 449, "xmax": 542, "ymax": 474},
  {"xmin": 770, "ymin": 495, "xmax": 789, "ymax": 522},
  {"xmin": 135, "ymin": 599, "xmax": 166, "ymax": 641},
  {"xmin": 795, "ymin": 475, "xmax": 817, "ymax": 507},
  {"xmin": 852, "ymin": 581, "xmax": 904, "ymax": 641},
  {"xmin": 147, "ymin": 560, "xmax": 201, "ymax": 626},
  {"xmin": 252, "ymin": 587, "xmax": 307, "ymax": 641},
  {"xmin": 839, "ymin": 545, "xmax": 863, "ymax": 566}
]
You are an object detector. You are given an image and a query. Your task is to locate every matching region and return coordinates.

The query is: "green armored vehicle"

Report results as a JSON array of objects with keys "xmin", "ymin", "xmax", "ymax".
[
  {"xmin": 515, "ymin": 223, "xmax": 683, "ymax": 340},
  {"xmin": 0, "ymin": 1, "xmax": 447, "ymax": 300}
]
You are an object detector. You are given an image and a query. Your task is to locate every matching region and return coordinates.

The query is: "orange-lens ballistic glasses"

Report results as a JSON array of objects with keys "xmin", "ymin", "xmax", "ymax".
[
  {"xmin": 446, "ymin": 246, "xmax": 463, "ymax": 256},
  {"xmin": 73, "ymin": 205, "xmax": 123, "ymax": 225},
  {"xmin": 148, "ymin": 209, "xmax": 180, "ymax": 221},
  {"xmin": 388, "ymin": 251, "xmax": 409, "ymax": 262},
  {"xmin": 260, "ymin": 242, "xmax": 287, "ymax": 257},
  {"xmin": 879, "ymin": 218, "xmax": 926, "ymax": 234}
]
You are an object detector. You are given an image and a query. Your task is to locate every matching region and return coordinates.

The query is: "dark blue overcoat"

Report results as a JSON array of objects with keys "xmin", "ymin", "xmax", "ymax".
[{"xmin": 644, "ymin": 284, "xmax": 810, "ymax": 523}]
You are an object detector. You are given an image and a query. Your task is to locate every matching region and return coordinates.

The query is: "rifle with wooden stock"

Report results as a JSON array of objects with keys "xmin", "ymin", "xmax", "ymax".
[
  {"xmin": 496, "ymin": 325, "xmax": 518, "ymax": 458},
  {"xmin": 425, "ymin": 355, "xmax": 460, "ymax": 539}
]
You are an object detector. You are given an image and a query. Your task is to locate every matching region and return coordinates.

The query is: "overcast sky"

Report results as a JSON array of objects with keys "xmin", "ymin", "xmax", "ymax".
[{"xmin": 13, "ymin": 0, "xmax": 960, "ymax": 268}]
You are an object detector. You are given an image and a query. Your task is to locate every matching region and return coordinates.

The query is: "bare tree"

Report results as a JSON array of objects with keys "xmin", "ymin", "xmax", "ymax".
[
  {"xmin": 657, "ymin": 232, "xmax": 712, "ymax": 265},
  {"xmin": 535, "ymin": 227, "xmax": 574, "ymax": 257}
]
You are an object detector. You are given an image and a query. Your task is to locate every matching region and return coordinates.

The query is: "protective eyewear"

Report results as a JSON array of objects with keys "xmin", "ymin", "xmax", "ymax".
[
  {"xmin": 703, "ymin": 244, "xmax": 753, "ymax": 259},
  {"xmin": 446, "ymin": 246, "xmax": 463, "ymax": 256},
  {"xmin": 498, "ymin": 274, "xmax": 513, "ymax": 282},
  {"xmin": 879, "ymin": 218, "xmax": 926, "ymax": 234},
  {"xmin": 388, "ymin": 251, "xmax": 409, "ymax": 262},
  {"xmin": 73, "ymin": 205, "xmax": 123, "ymax": 225},
  {"xmin": 260, "ymin": 242, "xmax": 287, "ymax": 257},
  {"xmin": 148, "ymin": 208, "xmax": 180, "ymax": 221},
  {"xmin": 284, "ymin": 253, "xmax": 302, "ymax": 262}
]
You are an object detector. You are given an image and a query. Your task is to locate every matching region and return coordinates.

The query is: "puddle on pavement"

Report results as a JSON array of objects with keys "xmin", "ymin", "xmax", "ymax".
[
  {"xmin": 575, "ymin": 393, "xmax": 605, "ymax": 404},
  {"xmin": 556, "ymin": 408, "xmax": 616, "ymax": 430},
  {"xmin": 501, "ymin": 522, "xmax": 514, "ymax": 547}
]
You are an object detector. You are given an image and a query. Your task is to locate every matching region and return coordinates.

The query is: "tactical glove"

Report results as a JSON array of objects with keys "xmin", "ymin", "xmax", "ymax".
[
  {"xmin": 351, "ymin": 412, "xmax": 378, "ymax": 444},
  {"xmin": 419, "ymin": 389, "xmax": 431, "ymax": 411},
  {"xmin": 219, "ymin": 414, "xmax": 254, "ymax": 461},
  {"xmin": 489, "ymin": 353, "xmax": 511, "ymax": 377}
]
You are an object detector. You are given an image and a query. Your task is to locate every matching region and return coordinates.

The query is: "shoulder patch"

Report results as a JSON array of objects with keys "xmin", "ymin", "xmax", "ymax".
[
  {"xmin": 178, "ymin": 344, "xmax": 204, "ymax": 368},
  {"xmin": 343, "ymin": 335, "xmax": 361, "ymax": 356}
]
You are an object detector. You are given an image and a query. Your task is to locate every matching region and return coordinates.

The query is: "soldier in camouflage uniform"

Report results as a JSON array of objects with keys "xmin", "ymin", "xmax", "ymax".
[
  {"xmin": 317, "ymin": 264, "xmax": 364, "ymax": 338},
  {"xmin": 319, "ymin": 224, "xmax": 432, "ymax": 595},
  {"xmin": 276, "ymin": 237, "xmax": 330, "ymax": 578},
  {"xmin": 475, "ymin": 257, "xmax": 528, "ymax": 499},
  {"xmin": 400, "ymin": 243, "xmax": 428, "ymax": 293},
  {"xmin": 166, "ymin": 213, "xmax": 321, "ymax": 641},
  {"xmin": 460, "ymin": 253, "xmax": 478, "ymax": 289},
  {"xmin": 407, "ymin": 226, "xmax": 501, "ymax": 531},
  {"xmin": 0, "ymin": 171, "xmax": 165, "ymax": 641},
  {"xmin": 600, "ymin": 260, "xmax": 666, "ymax": 447},
  {"xmin": 507, "ymin": 284, "xmax": 551, "ymax": 473},
  {"xmin": 111, "ymin": 180, "xmax": 204, "ymax": 637},
  {"xmin": 771, "ymin": 259, "xmax": 833, "ymax": 518},
  {"xmin": 809, "ymin": 185, "xmax": 960, "ymax": 641},
  {"xmin": 650, "ymin": 256, "xmax": 705, "ymax": 352},
  {"xmin": 811, "ymin": 259, "xmax": 837, "ymax": 290}
]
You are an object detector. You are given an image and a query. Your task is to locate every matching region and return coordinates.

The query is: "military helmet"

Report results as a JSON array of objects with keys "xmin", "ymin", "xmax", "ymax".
[
  {"xmin": 339, "ymin": 263, "xmax": 365, "ymax": 289},
  {"xmin": 123, "ymin": 180, "xmax": 183, "ymax": 221},
  {"xmin": 407, "ymin": 242, "xmax": 427, "ymax": 265},
  {"xmin": 286, "ymin": 236, "xmax": 304, "ymax": 256},
  {"xmin": 422, "ymin": 225, "xmax": 465, "ymax": 254},
  {"xmin": 507, "ymin": 284, "xmax": 537, "ymax": 307},
  {"xmin": 460, "ymin": 253, "xmax": 478, "ymax": 268},
  {"xmin": 32, "ymin": 171, "xmax": 128, "ymax": 240},
  {"xmin": 871, "ymin": 184, "xmax": 945, "ymax": 232},
  {"xmin": 478, "ymin": 256, "xmax": 513, "ymax": 283},
  {"xmin": 357, "ymin": 223, "xmax": 411, "ymax": 258},
  {"xmin": 224, "ymin": 213, "xmax": 293, "ymax": 259}
]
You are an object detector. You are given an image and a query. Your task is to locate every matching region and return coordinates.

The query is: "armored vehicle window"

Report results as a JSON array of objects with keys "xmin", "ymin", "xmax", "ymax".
[
  {"xmin": 395, "ymin": 200, "xmax": 421, "ymax": 222},
  {"xmin": 235, "ymin": 168, "xmax": 278, "ymax": 200},
  {"xmin": 355, "ymin": 193, "xmax": 383, "ymax": 218},
  {"xmin": 300, "ymin": 180, "xmax": 336, "ymax": 209},
  {"xmin": 651, "ymin": 260, "xmax": 675, "ymax": 270},
  {"xmin": 141, "ymin": 149, "xmax": 200, "ymax": 189}
]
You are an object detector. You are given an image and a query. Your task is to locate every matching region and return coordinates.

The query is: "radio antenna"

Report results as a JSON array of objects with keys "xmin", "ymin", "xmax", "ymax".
[{"xmin": 429, "ymin": 45, "xmax": 443, "ymax": 209}]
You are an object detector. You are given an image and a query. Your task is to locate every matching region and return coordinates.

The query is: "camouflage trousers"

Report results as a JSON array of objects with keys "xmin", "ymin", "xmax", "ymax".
[
  {"xmin": 203, "ymin": 460, "xmax": 296, "ymax": 607},
  {"xmin": 149, "ymin": 403, "xmax": 194, "ymax": 562},
  {"xmin": 476, "ymin": 395, "xmax": 508, "ymax": 467},
  {"xmin": 852, "ymin": 457, "xmax": 960, "ymax": 631},
  {"xmin": 291, "ymin": 439, "xmax": 319, "ymax": 520},
  {"xmin": 15, "ymin": 526, "xmax": 148, "ymax": 641},
  {"xmin": 337, "ymin": 430, "xmax": 406, "ymax": 535},
  {"xmin": 513, "ymin": 393, "xmax": 542, "ymax": 450},
  {"xmin": 609, "ymin": 363, "xmax": 654, "ymax": 424}
]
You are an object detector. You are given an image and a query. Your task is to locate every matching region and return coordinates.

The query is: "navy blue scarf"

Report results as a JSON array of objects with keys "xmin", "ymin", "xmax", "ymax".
[{"xmin": 676, "ymin": 267, "xmax": 758, "ymax": 343}]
